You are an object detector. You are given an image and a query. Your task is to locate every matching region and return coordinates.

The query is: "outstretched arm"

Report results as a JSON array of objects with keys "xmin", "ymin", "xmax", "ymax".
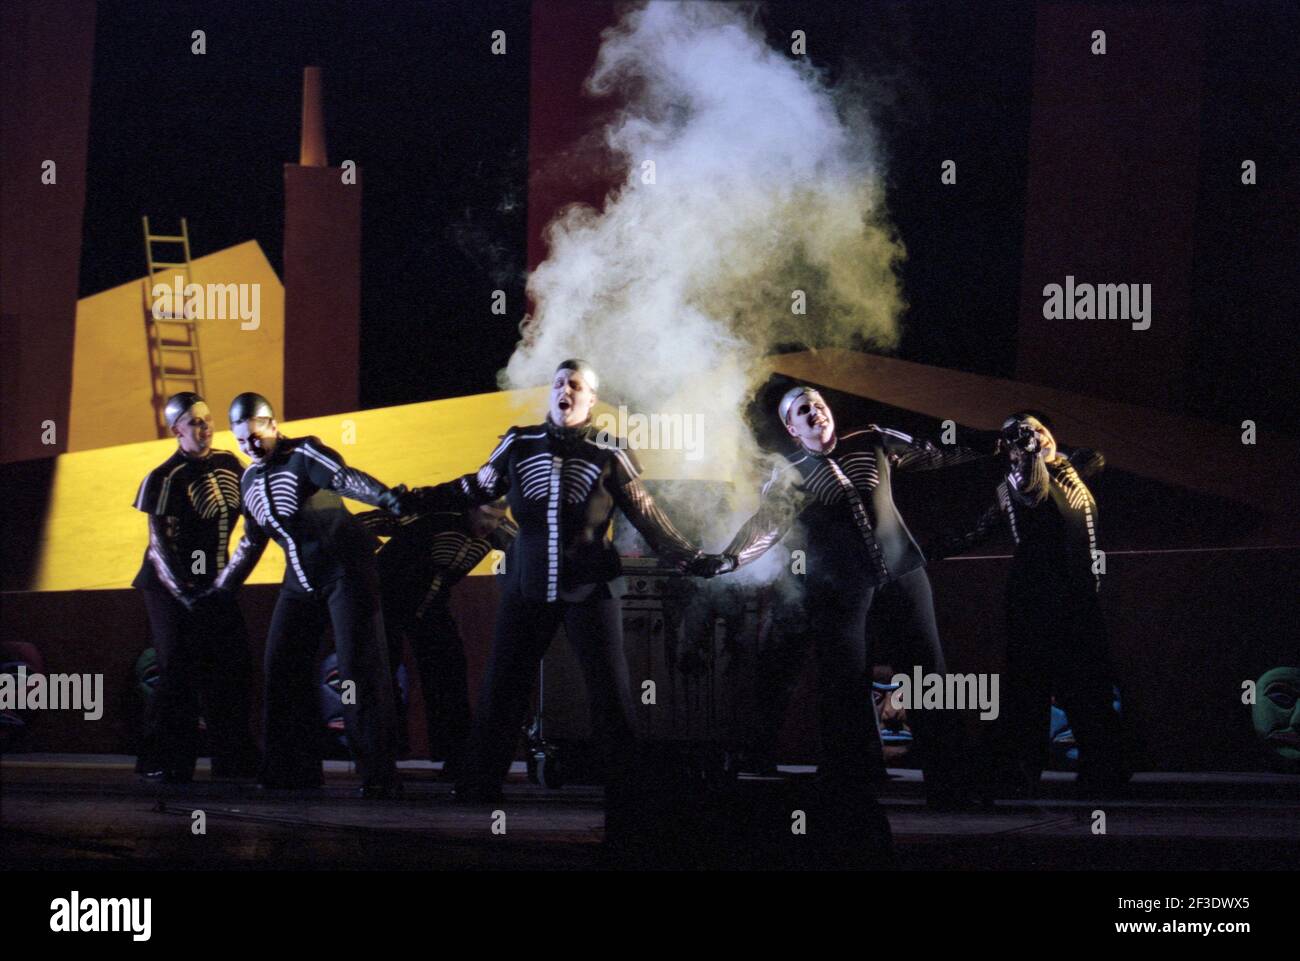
[
  {"xmin": 925, "ymin": 502, "xmax": 1005, "ymax": 562},
  {"xmin": 699, "ymin": 464, "xmax": 805, "ymax": 574},
  {"xmin": 405, "ymin": 430, "xmax": 517, "ymax": 514},
  {"xmin": 1065, "ymin": 448, "xmax": 1106, "ymax": 481},
  {"xmin": 875, "ymin": 425, "xmax": 989, "ymax": 472},
  {"xmin": 298, "ymin": 438, "xmax": 408, "ymax": 513},
  {"xmin": 608, "ymin": 448, "xmax": 699, "ymax": 568}
]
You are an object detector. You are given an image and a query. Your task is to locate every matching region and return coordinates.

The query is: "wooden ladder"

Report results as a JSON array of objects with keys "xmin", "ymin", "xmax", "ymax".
[{"xmin": 142, "ymin": 216, "xmax": 206, "ymax": 436}]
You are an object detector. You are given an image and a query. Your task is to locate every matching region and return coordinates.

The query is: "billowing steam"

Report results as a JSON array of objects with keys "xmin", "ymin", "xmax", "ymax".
[{"xmin": 504, "ymin": 1, "xmax": 904, "ymax": 559}]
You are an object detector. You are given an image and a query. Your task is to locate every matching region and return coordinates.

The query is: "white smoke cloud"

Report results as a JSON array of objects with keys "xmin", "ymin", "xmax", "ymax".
[{"xmin": 505, "ymin": 0, "xmax": 904, "ymax": 551}]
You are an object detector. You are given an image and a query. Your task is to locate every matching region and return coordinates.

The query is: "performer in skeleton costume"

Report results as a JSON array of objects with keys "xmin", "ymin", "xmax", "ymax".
[
  {"xmin": 212, "ymin": 392, "xmax": 408, "ymax": 796},
  {"xmin": 929, "ymin": 411, "xmax": 1128, "ymax": 796},
  {"xmin": 132, "ymin": 392, "xmax": 258, "ymax": 782},
  {"xmin": 409, "ymin": 360, "xmax": 703, "ymax": 802},
  {"xmin": 356, "ymin": 501, "xmax": 518, "ymax": 778},
  {"xmin": 690, "ymin": 385, "xmax": 986, "ymax": 806}
]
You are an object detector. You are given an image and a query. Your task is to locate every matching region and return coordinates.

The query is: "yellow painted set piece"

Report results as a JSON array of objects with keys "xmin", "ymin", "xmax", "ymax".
[
  {"xmin": 33, "ymin": 388, "xmax": 544, "ymax": 592},
  {"xmin": 68, "ymin": 240, "xmax": 285, "ymax": 453},
  {"xmin": 34, "ymin": 384, "xmax": 746, "ymax": 593}
]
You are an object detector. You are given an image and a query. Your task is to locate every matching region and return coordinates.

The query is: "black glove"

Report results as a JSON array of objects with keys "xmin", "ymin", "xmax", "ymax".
[
  {"xmin": 1000, "ymin": 421, "xmax": 1040, "ymax": 455},
  {"xmin": 186, "ymin": 585, "xmax": 231, "ymax": 610},
  {"xmin": 685, "ymin": 553, "xmax": 737, "ymax": 578},
  {"xmin": 377, "ymin": 484, "xmax": 411, "ymax": 517}
]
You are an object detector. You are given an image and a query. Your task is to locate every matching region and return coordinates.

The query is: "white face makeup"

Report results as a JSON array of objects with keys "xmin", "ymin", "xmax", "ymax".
[
  {"xmin": 549, "ymin": 368, "xmax": 597, "ymax": 428},
  {"xmin": 232, "ymin": 417, "xmax": 279, "ymax": 462},
  {"xmin": 784, "ymin": 391, "xmax": 835, "ymax": 450},
  {"xmin": 172, "ymin": 401, "xmax": 214, "ymax": 457}
]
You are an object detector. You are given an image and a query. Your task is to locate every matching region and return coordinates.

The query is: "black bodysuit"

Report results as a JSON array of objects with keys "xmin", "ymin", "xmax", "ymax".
[
  {"xmin": 215, "ymin": 435, "xmax": 402, "ymax": 790},
  {"xmin": 416, "ymin": 420, "xmax": 700, "ymax": 596},
  {"xmin": 133, "ymin": 448, "xmax": 244, "ymax": 595},
  {"xmin": 934, "ymin": 449, "xmax": 1127, "ymax": 791},
  {"xmin": 357, "ymin": 509, "xmax": 519, "ymax": 622},
  {"xmin": 951, "ymin": 449, "xmax": 1105, "ymax": 594},
  {"xmin": 412, "ymin": 419, "xmax": 701, "ymax": 796},
  {"xmin": 132, "ymin": 448, "xmax": 256, "ymax": 779},
  {"xmin": 724, "ymin": 426, "xmax": 985, "ymax": 797},
  {"xmin": 726, "ymin": 427, "xmax": 984, "ymax": 587},
  {"xmin": 357, "ymin": 509, "xmax": 518, "ymax": 770},
  {"xmin": 217, "ymin": 436, "xmax": 389, "ymax": 594}
]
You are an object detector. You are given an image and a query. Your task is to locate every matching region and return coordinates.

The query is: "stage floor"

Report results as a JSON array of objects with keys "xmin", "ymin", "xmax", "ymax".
[{"xmin": 3, "ymin": 755, "xmax": 1297, "ymax": 870}]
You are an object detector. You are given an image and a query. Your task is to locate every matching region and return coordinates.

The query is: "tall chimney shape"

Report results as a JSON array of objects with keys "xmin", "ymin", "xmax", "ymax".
[
  {"xmin": 300, "ymin": 66, "xmax": 327, "ymax": 167},
  {"xmin": 283, "ymin": 64, "xmax": 360, "ymax": 420}
]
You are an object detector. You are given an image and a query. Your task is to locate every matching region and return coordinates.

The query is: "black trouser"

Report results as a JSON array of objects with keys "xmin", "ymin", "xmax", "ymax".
[
  {"xmin": 262, "ymin": 572, "xmax": 398, "ymax": 788},
  {"xmin": 1000, "ymin": 567, "xmax": 1127, "ymax": 786},
  {"xmin": 754, "ymin": 567, "xmax": 966, "ymax": 795},
  {"xmin": 750, "ymin": 596, "xmax": 812, "ymax": 764},
  {"xmin": 383, "ymin": 596, "xmax": 472, "ymax": 770},
  {"xmin": 138, "ymin": 588, "xmax": 258, "ymax": 778},
  {"xmin": 459, "ymin": 585, "xmax": 636, "ymax": 793}
]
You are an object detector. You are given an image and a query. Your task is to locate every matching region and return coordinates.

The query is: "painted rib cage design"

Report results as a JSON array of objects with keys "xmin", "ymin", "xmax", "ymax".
[
  {"xmin": 561, "ymin": 459, "xmax": 601, "ymax": 504},
  {"xmin": 1054, "ymin": 462, "xmax": 1095, "ymax": 513},
  {"xmin": 999, "ymin": 460, "xmax": 1101, "ymax": 592},
  {"xmin": 512, "ymin": 455, "xmax": 603, "ymax": 507},
  {"xmin": 415, "ymin": 532, "xmax": 491, "ymax": 619},
  {"xmin": 188, "ymin": 469, "xmax": 241, "ymax": 520},
  {"xmin": 517, "ymin": 451, "xmax": 602, "ymax": 504},
  {"xmin": 1054, "ymin": 462, "xmax": 1101, "ymax": 591},
  {"xmin": 244, "ymin": 472, "xmax": 302, "ymax": 527},
  {"xmin": 803, "ymin": 451, "xmax": 881, "ymax": 506}
]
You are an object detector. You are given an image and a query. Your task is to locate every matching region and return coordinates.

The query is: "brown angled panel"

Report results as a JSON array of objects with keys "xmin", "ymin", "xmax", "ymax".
[
  {"xmin": 1016, "ymin": 3, "xmax": 1206, "ymax": 412},
  {"xmin": 526, "ymin": 0, "xmax": 621, "ymax": 274},
  {"xmin": 0, "ymin": 0, "xmax": 97, "ymax": 463},
  {"xmin": 282, "ymin": 163, "xmax": 362, "ymax": 419}
]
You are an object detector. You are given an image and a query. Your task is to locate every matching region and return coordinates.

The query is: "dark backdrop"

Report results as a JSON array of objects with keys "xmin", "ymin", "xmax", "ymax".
[{"xmin": 78, "ymin": 1, "xmax": 1298, "ymax": 434}]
